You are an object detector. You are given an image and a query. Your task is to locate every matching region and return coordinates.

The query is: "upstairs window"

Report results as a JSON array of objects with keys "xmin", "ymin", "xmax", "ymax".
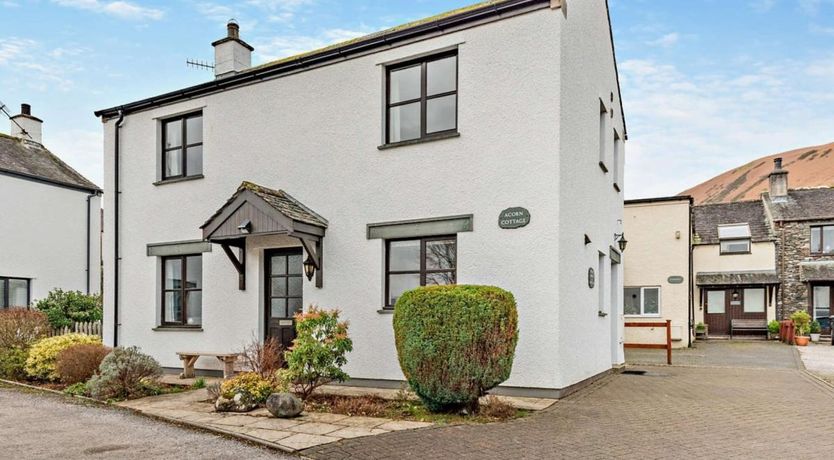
[
  {"xmin": 0, "ymin": 277, "xmax": 30, "ymax": 308},
  {"xmin": 386, "ymin": 52, "xmax": 457, "ymax": 145},
  {"xmin": 811, "ymin": 225, "xmax": 834, "ymax": 255},
  {"xmin": 162, "ymin": 112, "xmax": 203, "ymax": 180},
  {"xmin": 718, "ymin": 224, "xmax": 751, "ymax": 254},
  {"xmin": 385, "ymin": 236, "xmax": 457, "ymax": 308}
]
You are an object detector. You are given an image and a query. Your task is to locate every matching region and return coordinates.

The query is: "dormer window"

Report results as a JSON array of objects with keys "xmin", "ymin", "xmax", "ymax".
[{"xmin": 718, "ymin": 224, "xmax": 751, "ymax": 254}]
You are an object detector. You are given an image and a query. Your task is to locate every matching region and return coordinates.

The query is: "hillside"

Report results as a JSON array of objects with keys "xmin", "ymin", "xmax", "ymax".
[{"xmin": 681, "ymin": 141, "xmax": 834, "ymax": 204}]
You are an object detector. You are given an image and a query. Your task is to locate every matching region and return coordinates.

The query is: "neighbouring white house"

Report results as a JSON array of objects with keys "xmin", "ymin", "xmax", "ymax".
[
  {"xmin": 96, "ymin": 0, "xmax": 626, "ymax": 397},
  {"xmin": 0, "ymin": 103, "xmax": 102, "ymax": 307},
  {"xmin": 623, "ymin": 196, "xmax": 692, "ymax": 348}
]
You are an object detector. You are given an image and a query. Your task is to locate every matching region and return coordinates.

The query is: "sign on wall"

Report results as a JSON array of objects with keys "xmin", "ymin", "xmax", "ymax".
[
  {"xmin": 667, "ymin": 276, "xmax": 684, "ymax": 284},
  {"xmin": 588, "ymin": 268, "xmax": 595, "ymax": 288},
  {"xmin": 499, "ymin": 207, "xmax": 531, "ymax": 229}
]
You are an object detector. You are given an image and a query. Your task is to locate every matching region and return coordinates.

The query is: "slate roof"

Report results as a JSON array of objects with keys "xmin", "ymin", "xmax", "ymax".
[
  {"xmin": 201, "ymin": 181, "xmax": 328, "ymax": 230},
  {"xmin": 764, "ymin": 188, "xmax": 834, "ymax": 222},
  {"xmin": 695, "ymin": 270, "xmax": 780, "ymax": 286},
  {"xmin": 0, "ymin": 133, "xmax": 100, "ymax": 192},
  {"xmin": 800, "ymin": 261, "xmax": 834, "ymax": 282},
  {"xmin": 692, "ymin": 200, "xmax": 772, "ymax": 245}
]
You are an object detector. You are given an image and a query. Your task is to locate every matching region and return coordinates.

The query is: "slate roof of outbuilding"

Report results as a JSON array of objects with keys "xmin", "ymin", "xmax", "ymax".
[
  {"xmin": 0, "ymin": 133, "xmax": 100, "ymax": 192},
  {"xmin": 764, "ymin": 188, "xmax": 834, "ymax": 222},
  {"xmin": 201, "ymin": 181, "xmax": 328, "ymax": 230},
  {"xmin": 692, "ymin": 200, "xmax": 772, "ymax": 245}
]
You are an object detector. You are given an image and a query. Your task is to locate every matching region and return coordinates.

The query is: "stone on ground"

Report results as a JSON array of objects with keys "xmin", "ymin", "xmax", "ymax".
[{"xmin": 266, "ymin": 392, "xmax": 304, "ymax": 418}]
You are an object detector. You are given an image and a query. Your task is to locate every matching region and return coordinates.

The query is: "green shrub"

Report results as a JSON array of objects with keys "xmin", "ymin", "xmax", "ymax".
[
  {"xmin": 393, "ymin": 285, "xmax": 518, "ymax": 413},
  {"xmin": 220, "ymin": 372, "xmax": 281, "ymax": 404},
  {"xmin": 0, "ymin": 347, "xmax": 29, "ymax": 381},
  {"xmin": 0, "ymin": 309, "xmax": 50, "ymax": 350},
  {"xmin": 191, "ymin": 377, "xmax": 206, "ymax": 389},
  {"xmin": 34, "ymin": 289, "xmax": 102, "ymax": 329},
  {"xmin": 87, "ymin": 346, "xmax": 162, "ymax": 400},
  {"xmin": 768, "ymin": 320, "xmax": 780, "ymax": 335},
  {"xmin": 279, "ymin": 306, "xmax": 352, "ymax": 400},
  {"xmin": 24, "ymin": 334, "xmax": 101, "ymax": 381},
  {"xmin": 63, "ymin": 382, "xmax": 89, "ymax": 397},
  {"xmin": 810, "ymin": 320, "xmax": 821, "ymax": 334},
  {"xmin": 55, "ymin": 343, "xmax": 111, "ymax": 384},
  {"xmin": 791, "ymin": 310, "xmax": 812, "ymax": 336}
]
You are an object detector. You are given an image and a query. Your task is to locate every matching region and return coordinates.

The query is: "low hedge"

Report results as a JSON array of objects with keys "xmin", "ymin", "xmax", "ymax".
[
  {"xmin": 393, "ymin": 285, "xmax": 518, "ymax": 412},
  {"xmin": 24, "ymin": 334, "xmax": 101, "ymax": 381}
]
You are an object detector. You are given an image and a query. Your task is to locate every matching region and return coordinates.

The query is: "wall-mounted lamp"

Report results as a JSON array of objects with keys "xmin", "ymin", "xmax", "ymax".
[
  {"xmin": 237, "ymin": 219, "xmax": 252, "ymax": 234},
  {"xmin": 303, "ymin": 255, "xmax": 316, "ymax": 281},
  {"xmin": 732, "ymin": 289, "xmax": 740, "ymax": 301},
  {"xmin": 614, "ymin": 233, "xmax": 628, "ymax": 252}
]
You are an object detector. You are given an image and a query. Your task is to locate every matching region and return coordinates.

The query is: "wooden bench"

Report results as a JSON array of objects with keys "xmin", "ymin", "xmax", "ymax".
[
  {"xmin": 730, "ymin": 319, "xmax": 769, "ymax": 339},
  {"xmin": 176, "ymin": 352, "xmax": 240, "ymax": 379}
]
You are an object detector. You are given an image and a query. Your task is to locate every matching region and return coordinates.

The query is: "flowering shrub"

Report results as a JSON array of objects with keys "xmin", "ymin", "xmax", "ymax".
[
  {"xmin": 279, "ymin": 306, "xmax": 352, "ymax": 400},
  {"xmin": 24, "ymin": 333, "xmax": 101, "ymax": 381},
  {"xmin": 34, "ymin": 289, "xmax": 102, "ymax": 329},
  {"xmin": 87, "ymin": 346, "xmax": 162, "ymax": 400},
  {"xmin": 0, "ymin": 309, "xmax": 49, "ymax": 350},
  {"xmin": 220, "ymin": 372, "xmax": 282, "ymax": 405},
  {"xmin": 55, "ymin": 343, "xmax": 111, "ymax": 384}
]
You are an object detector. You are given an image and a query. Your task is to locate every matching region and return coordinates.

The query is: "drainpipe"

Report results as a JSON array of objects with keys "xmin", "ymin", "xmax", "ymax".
[
  {"xmin": 113, "ymin": 110, "xmax": 125, "ymax": 347},
  {"xmin": 687, "ymin": 198, "xmax": 694, "ymax": 347}
]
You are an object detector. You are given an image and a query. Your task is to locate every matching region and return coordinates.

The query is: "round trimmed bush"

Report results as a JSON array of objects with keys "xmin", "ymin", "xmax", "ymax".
[
  {"xmin": 55, "ymin": 343, "xmax": 111, "ymax": 384},
  {"xmin": 393, "ymin": 285, "xmax": 518, "ymax": 412},
  {"xmin": 24, "ymin": 333, "xmax": 101, "ymax": 381}
]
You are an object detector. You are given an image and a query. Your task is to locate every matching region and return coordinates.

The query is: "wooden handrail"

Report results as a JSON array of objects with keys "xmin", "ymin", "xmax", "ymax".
[{"xmin": 623, "ymin": 319, "xmax": 672, "ymax": 365}]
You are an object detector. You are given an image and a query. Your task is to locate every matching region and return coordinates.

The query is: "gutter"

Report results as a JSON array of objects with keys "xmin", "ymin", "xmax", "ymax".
[
  {"xmin": 93, "ymin": 0, "xmax": 551, "ymax": 119},
  {"xmin": 113, "ymin": 110, "xmax": 125, "ymax": 347}
]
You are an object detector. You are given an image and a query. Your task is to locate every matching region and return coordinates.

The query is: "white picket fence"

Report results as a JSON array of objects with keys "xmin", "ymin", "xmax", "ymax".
[{"xmin": 49, "ymin": 321, "xmax": 103, "ymax": 337}]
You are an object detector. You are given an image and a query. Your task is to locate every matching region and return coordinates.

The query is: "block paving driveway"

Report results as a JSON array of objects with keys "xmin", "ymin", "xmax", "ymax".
[{"xmin": 305, "ymin": 342, "xmax": 834, "ymax": 459}]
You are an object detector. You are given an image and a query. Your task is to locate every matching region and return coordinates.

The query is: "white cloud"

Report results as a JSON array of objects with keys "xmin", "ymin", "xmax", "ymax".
[
  {"xmin": 619, "ymin": 56, "xmax": 834, "ymax": 199},
  {"xmin": 52, "ymin": 0, "xmax": 163, "ymax": 20},
  {"xmin": 810, "ymin": 23, "xmax": 834, "ymax": 35},
  {"xmin": 0, "ymin": 37, "xmax": 35, "ymax": 65},
  {"xmin": 749, "ymin": 0, "xmax": 777, "ymax": 12},
  {"xmin": 255, "ymin": 27, "xmax": 374, "ymax": 62},
  {"xmin": 0, "ymin": 37, "xmax": 84, "ymax": 91},
  {"xmin": 646, "ymin": 32, "xmax": 679, "ymax": 48}
]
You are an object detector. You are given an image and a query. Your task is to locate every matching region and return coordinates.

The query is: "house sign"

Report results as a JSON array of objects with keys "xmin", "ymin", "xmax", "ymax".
[
  {"xmin": 667, "ymin": 275, "xmax": 684, "ymax": 284},
  {"xmin": 499, "ymin": 207, "xmax": 531, "ymax": 229},
  {"xmin": 588, "ymin": 268, "xmax": 595, "ymax": 288}
]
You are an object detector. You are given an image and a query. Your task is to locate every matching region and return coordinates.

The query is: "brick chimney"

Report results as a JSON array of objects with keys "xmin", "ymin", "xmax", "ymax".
[
  {"xmin": 769, "ymin": 157, "xmax": 788, "ymax": 202},
  {"xmin": 212, "ymin": 20, "xmax": 253, "ymax": 79},
  {"xmin": 10, "ymin": 103, "xmax": 43, "ymax": 144}
]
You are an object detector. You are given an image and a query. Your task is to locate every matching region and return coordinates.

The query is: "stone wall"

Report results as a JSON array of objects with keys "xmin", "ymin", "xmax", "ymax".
[{"xmin": 776, "ymin": 220, "xmax": 834, "ymax": 319}]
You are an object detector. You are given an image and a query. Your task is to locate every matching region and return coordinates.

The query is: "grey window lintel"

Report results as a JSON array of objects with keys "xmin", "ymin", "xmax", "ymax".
[
  {"xmin": 147, "ymin": 239, "xmax": 212, "ymax": 257},
  {"xmin": 367, "ymin": 214, "xmax": 473, "ymax": 240}
]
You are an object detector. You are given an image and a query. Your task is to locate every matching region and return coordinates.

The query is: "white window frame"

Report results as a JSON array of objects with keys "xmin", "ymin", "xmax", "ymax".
[
  {"xmin": 624, "ymin": 286, "xmax": 661, "ymax": 317},
  {"xmin": 718, "ymin": 223, "xmax": 752, "ymax": 255}
]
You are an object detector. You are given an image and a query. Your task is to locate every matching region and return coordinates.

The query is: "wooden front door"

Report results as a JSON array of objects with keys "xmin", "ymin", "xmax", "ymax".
[
  {"xmin": 705, "ymin": 289, "xmax": 729, "ymax": 335},
  {"xmin": 265, "ymin": 248, "xmax": 303, "ymax": 350},
  {"xmin": 811, "ymin": 284, "xmax": 834, "ymax": 334}
]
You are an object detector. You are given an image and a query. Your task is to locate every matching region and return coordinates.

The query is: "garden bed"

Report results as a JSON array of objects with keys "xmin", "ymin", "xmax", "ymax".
[{"xmin": 303, "ymin": 392, "xmax": 528, "ymax": 424}]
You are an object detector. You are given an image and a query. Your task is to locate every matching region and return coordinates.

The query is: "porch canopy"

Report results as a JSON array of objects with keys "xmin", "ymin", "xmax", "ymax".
[
  {"xmin": 201, "ymin": 181, "xmax": 328, "ymax": 288},
  {"xmin": 800, "ymin": 261, "xmax": 834, "ymax": 282},
  {"xmin": 695, "ymin": 270, "xmax": 779, "ymax": 286}
]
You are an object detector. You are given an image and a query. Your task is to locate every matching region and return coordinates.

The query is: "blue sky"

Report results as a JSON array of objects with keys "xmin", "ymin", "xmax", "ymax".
[{"xmin": 1, "ymin": 0, "xmax": 833, "ymax": 198}]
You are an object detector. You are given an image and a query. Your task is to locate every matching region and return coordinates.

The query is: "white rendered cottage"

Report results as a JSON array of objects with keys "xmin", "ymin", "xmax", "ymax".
[
  {"xmin": 97, "ymin": 0, "xmax": 626, "ymax": 397},
  {"xmin": 1, "ymin": 104, "xmax": 102, "ymax": 306}
]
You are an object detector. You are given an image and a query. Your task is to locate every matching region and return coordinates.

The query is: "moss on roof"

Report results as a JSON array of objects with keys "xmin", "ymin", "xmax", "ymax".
[{"xmin": 247, "ymin": 0, "xmax": 505, "ymax": 73}]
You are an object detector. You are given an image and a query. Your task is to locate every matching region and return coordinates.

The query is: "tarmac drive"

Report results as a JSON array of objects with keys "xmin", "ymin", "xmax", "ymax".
[{"xmin": 0, "ymin": 384, "xmax": 294, "ymax": 459}]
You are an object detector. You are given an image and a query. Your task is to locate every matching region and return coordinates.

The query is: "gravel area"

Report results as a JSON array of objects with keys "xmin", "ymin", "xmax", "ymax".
[{"xmin": 0, "ymin": 384, "xmax": 295, "ymax": 459}]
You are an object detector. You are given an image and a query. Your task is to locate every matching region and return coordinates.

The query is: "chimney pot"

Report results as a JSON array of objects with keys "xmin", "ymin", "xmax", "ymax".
[
  {"xmin": 227, "ymin": 20, "xmax": 239, "ymax": 39},
  {"xmin": 10, "ymin": 103, "xmax": 43, "ymax": 143},
  {"xmin": 21, "ymin": 103, "xmax": 31, "ymax": 116},
  {"xmin": 769, "ymin": 157, "xmax": 788, "ymax": 201},
  {"xmin": 774, "ymin": 157, "xmax": 782, "ymax": 170}
]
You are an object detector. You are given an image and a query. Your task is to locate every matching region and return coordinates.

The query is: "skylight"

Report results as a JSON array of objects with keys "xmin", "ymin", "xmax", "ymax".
[{"xmin": 718, "ymin": 224, "xmax": 751, "ymax": 239}]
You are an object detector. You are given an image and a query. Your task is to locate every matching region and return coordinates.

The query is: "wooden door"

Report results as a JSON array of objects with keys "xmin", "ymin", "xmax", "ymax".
[
  {"xmin": 811, "ymin": 284, "xmax": 833, "ymax": 334},
  {"xmin": 705, "ymin": 289, "xmax": 729, "ymax": 335},
  {"xmin": 265, "ymin": 248, "xmax": 303, "ymax": 350}
]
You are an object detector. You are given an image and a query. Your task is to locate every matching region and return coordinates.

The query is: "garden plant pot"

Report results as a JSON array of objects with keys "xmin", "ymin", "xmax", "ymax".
[
  {"xmin": 795, "ymin": 336, "xmax": 810, "ymax": 346},
  {"xmin": 810, "ymin": 333, "xmax": 821, "ymax": 343}
]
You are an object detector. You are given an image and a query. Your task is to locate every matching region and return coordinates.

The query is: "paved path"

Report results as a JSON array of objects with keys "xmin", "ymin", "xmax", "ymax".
[
  {"xmin": 305, "ymin": 342, "xmax": 834, "ymax": 459},
  {"xmin": 0, "ymin": 385, "xmax": 292, "ymax": 459},
  {"xmin": 797, "ymin": 342, "xmax": 834, "ymax": 385}
]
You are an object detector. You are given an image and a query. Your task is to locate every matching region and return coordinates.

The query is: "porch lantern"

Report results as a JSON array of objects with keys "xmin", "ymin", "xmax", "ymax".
[
  {"xmin": 615, "ymin": 233, "xmax": 628, "ymax": 252},
  {"xmin": 732, "ymin": 289, "xmax": 740, "ymax": 301},
  {"xmin": 303, "ymin": 255, "xmax": 316, "ymax": 281}
]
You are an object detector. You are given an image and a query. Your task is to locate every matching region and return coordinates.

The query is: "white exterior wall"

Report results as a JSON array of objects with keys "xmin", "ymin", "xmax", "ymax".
[
  {"xmin": 103, "ymin": 2, "xmax": 623, "ymax": 393},
  {"xmin": 623, "ymin": 200, "xmax": 691, "ymax": 348},
  {"xmin": 555, "ymin": 0, "xmax": 625, "ymax": 387},
  {"xmin": 693, "ymin": 242, "xmax": 777, "ymax": 323},
  {"xmin": 0, "ymin": 174, "xmax": 101, "ymax": 303}
]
